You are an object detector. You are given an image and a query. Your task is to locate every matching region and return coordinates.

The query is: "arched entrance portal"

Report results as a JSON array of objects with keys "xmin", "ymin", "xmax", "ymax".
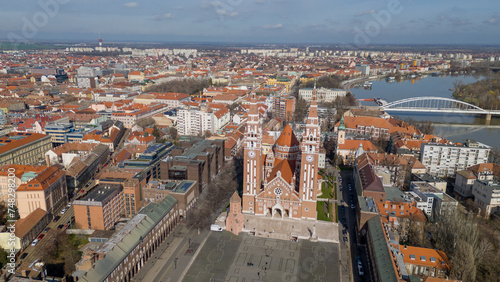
[{"xmin": 273, "ymin": 208, "xmax": 282, "ymax": 218}]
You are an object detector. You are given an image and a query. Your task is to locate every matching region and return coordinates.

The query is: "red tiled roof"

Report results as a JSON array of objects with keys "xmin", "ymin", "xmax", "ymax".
[{"xmin": 275, "ymin": 124, "xmax": 299, "ymax": 148}]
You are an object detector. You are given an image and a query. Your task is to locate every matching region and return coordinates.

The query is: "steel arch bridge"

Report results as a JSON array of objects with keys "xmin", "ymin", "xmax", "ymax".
[{"xmin": 382, "ymin": 97, "xmax": 500, "ymax": 115}]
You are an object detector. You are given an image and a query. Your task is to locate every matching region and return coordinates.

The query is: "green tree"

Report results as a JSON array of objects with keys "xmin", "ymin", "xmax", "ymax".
[{"xmin": 0, "ymin": 248, "xmax": 8, "ymax": 268}]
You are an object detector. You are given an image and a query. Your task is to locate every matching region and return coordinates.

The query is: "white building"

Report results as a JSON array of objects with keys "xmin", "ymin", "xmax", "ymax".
[
  {"xmin": 177, "ymin": 105, "xmax": 230, "ymax": 136},
  {"xmin": 472, "ymin": 179, "xmax": 500, "ymax": 217},
  {"xmin": 408, "ymin": 182, "xmax": 458, "ymax": 220},
  {"xmin": 299, "ymin": 87, "xmax": 347, "ymax": 103},
  {"xmin": 420, "ymin": 140, "xmax": 490, "ymax": 177},
  {"xmin": 454, "ymin": 163, "xmax": 498, "ymax": 198}
]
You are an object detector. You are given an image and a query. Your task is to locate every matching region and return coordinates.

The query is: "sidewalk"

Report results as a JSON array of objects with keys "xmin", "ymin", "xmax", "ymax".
[{"xmin": 134, "ymin": 224, "xmax": 210, "ymax": 282}]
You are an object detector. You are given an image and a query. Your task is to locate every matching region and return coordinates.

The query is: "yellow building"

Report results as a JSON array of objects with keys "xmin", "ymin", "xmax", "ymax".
[
  {"xmin": 16, "ymin": 166, "xmax": 68, "ymax": 219},
  {"xmin": 0, "ymin": 133, "xmax": 52, "ymax": 167},
  {"xmin": 266, "ymin": 76, "xmax": 295, "ymax": 92},
  {"xmin": 0, "ymin": 164, "xmax": 47, "ymax": 204}
]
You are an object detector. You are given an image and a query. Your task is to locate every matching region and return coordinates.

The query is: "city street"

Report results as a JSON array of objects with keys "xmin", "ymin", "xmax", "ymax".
[{"xmin": 338, "ymin": 169, "xmax": 372, "ymax": 282}]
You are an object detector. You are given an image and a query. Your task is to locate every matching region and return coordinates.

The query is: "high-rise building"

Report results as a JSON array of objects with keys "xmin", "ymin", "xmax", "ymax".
[{"xmin": 420, "ymin": 140, "xmax": 490, "ymax": 177}]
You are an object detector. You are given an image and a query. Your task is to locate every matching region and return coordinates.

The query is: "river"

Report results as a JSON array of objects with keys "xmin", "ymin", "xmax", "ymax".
[{"xmin": 349, "ymin": 75, "xmax": 500, "ymax": 150}]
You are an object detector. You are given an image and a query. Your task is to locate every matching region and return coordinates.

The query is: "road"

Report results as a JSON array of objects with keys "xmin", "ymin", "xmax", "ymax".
[
  {"xmin": 338, "ymin": 169, "xmax": 372, "ymax": 282},
  {"xmin": 16, "ymin": 205, "xmax": 75, "ymax": 276}
]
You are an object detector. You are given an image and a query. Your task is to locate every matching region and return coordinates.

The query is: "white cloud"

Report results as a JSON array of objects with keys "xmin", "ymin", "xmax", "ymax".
[
  {"xmin": 215, "ymin": 9, "xmax": 239, "ymax": 17},
  {"xmin": 153, "ymin": 13, "xmax": 173, "ymax": 21},
  {"xmin": 355, "ymin": 10, "xmax": 377, "ymax": 16},
  {"xmin": 263, "ymin": 23, "xmax": 283, "ymax": 29},
  {"xmin": 124, "ymin": 2, "xmax": 138, "ymax": 8}
]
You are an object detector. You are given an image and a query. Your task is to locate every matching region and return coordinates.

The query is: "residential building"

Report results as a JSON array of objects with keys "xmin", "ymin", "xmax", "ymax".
[
  {"xmin": 272, "ymin": 95, "xmax": 295, "ymax": 122},
  {"xmin": 12, "ymin": 209, "xmax": 49, "ymax": 251},
  {"xmin": 420, "ymin": 140, "xmax": 490, "ymax": 177},
  {"xmin": 399, "ymin": 245, "xmax": 451, "ymax": 278},
  {"xmin": 111, "ymin": 103, "xmax": 168, "ymax": 128},
  {"xmin": 408, "ymin": 182, "xmax": 458, "ymax": 221},
  {"xmin": 455, "ymin": 163, "xmax": 500, "ymax": 198},
  {"xmin": 176, "ymin": 104, "xmax": 229, "ymax": 136},
  {"xmin": 73, "ymin": 184, "xmax": 124, "ymax": 230},
  {"xmin": 299, "ymin": 87, "xmax": 346, "ymax": 103},
  {"xmin": 472, "ymin": 179, "xmax": 500, "ymax": 217},
  {"xmin": 0, "ymin": 132, "xmax": 52, "ymax": 166},
  {"xmin": 16, "ymin": 166, "xmax": 68, "ymax": 219}
]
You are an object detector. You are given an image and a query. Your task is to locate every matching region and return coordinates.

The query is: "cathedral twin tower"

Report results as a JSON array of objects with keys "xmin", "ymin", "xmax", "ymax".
[{"xmin": 242, "ymin": 87, "xmax": 321, "ymax": 220}]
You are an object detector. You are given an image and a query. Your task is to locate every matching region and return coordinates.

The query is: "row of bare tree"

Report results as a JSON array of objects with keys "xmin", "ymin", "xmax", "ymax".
[
  {"xmin": 406, "ymin": 210, "xmax": 498, "ymax": 281},
  {"xmin": 185, "ymin": 160, "xmax": 240, "ymax": 234}
]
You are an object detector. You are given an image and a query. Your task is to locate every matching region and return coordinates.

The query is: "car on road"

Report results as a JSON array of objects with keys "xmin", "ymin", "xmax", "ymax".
[
  {"xmin": 60, "ymin": 208, "xmax": 67, "ymax": 215},
  {"xmin": 31, "ymin": 239, "xmax": 39, "ymax": 246},
  {"xmin": 210, "ymin": 224, "xmax": 223, "ymax": 232},
  {"xmin": 358, "ymin": 266, "xmax": 364, "ymax": 276},
  {"xmin": 351, "ymin": 204, "xmax": 355, "ymax": 209}
]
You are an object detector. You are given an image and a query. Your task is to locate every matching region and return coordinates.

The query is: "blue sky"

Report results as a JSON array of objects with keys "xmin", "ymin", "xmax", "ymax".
[{"xmin": 0, "ymin": 0, "xmax": 499, "ymax": 45}]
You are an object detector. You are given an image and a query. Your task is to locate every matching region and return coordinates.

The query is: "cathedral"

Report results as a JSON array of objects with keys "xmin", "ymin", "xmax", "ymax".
[{"xmin": 242, "ymin": 88, "xmax": 321, "ymax": 220}]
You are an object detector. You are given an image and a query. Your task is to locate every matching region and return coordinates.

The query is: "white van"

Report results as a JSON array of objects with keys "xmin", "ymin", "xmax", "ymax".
[{"xmin": 210, "ymin": 224, "xmax": 223, "ymax": 232}]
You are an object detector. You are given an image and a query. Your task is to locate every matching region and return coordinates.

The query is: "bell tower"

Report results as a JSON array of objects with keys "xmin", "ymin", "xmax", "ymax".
[
  {"xmin": 242, "ymin": 93, "xmax": 262, "ymax": 214},
  {"xmin": 299, "ymin": 80, "xmax": 321, "ymax": 219}
]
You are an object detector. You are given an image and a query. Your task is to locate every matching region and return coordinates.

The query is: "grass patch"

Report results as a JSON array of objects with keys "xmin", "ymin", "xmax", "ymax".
[
  {"xmin": 317, "ymin": 202, "xmax": 333, "ymax": 222},
  {"xmin": 318, "ymin": 181, "xmax": 334, "ymax": 199}
]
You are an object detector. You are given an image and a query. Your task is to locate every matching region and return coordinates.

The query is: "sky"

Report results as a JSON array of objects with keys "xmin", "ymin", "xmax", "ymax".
[{"xmin": 0, "ymin": 0, "xmax": 499, "ymax": 45}]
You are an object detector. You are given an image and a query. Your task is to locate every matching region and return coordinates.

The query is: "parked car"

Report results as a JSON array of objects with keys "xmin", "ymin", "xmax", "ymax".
[
  {"xmin": 31, "ymin": 239, "xmax": 39, "ymax": 246},
  {"xmin": 342, "ymin": 229, "xmax": 347, "ymax": 236},
  {"xmin": 210, "ymin": 224, "xmax": 223, "ymax": 232},
  {"xmin": 60, "ymin": 208, "xmax": 67, "ymax": 215},
  {"xmin": 37, "ymin": 234, "xmax": 45, "ymax": 240},
  {"xmin": 343, "ymin": 236, "xmax": 348, "ymax": 243},
  {"xmin": 57, "ymin": 224, "xmax": 64, "ymax": 229},
  {"xmin": 358, "ymin": 266, "xmax": 364, "ymax": 276},
  {"xmin": 44, "ymin": 227, "xmax": 50, "ymax": 233},
  {"xmin": 53, "ymin": 216, "xmax": 60, "ymax": 222},
  {"xmin": 63, "ymin": 224, "xmax": 69, "ymax": 229},
  {"xmin": 20, "ymin": 253, "xmax": 28, "ymax": 259}
]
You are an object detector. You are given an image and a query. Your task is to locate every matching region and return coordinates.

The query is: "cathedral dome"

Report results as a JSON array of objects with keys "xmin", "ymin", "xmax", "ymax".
[{"xmin": 274, "ymin": 124, "xmax": 300, "ymax": 160}]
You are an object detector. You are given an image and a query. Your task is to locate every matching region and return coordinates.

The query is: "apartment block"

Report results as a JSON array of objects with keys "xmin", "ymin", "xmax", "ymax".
[
  {"xmin": 73, "ymin": 184, "xmax": 124, "ymax": 230},
  {"xmin": 272, "ymin": 95, "xmax": 295, "ymax": 122},
  {"xmin": 420, "ymin": 140, "xmax": 490, "ymax": 177}
]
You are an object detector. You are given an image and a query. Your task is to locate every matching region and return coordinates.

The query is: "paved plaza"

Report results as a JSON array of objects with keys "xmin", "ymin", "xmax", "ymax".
[{"xmin": 182, "ymin": 232, "xmax": 340, "ymax": 282}]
